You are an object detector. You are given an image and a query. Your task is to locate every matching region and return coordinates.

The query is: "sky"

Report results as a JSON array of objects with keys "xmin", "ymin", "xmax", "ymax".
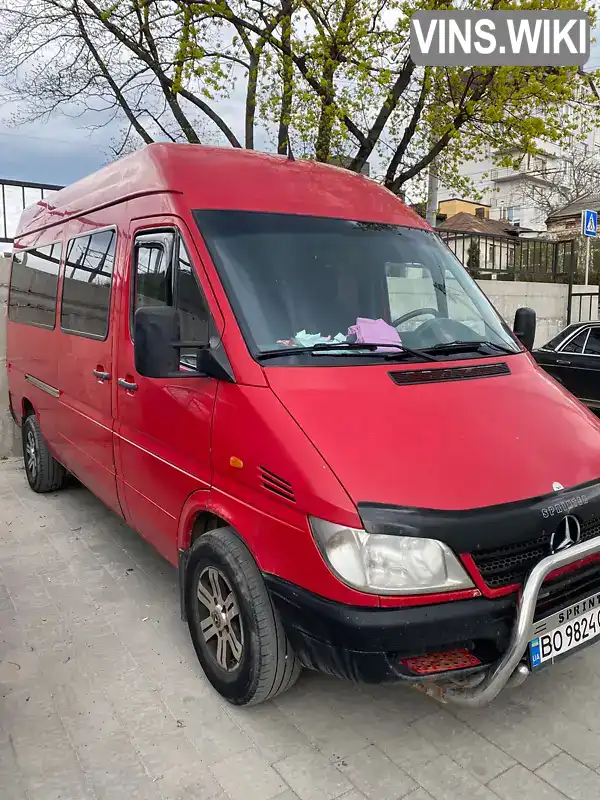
[{"xmin": 0, "ymin": 23, "xmax": 598, "ymax": 190}]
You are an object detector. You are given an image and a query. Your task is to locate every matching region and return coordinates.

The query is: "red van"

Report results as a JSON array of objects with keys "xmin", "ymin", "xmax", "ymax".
[{"xmin": 7, "ymin": 144, "xmax": 600, "ymax": 707}]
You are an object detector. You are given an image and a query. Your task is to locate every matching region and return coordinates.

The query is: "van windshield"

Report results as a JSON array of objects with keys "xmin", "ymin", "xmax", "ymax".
[{"xmin": 194, "ymin": 210, "xmax": 520, "ymax": 363}]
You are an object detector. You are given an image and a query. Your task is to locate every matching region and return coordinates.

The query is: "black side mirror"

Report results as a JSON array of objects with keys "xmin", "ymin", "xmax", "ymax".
[
  {"xmin": 514, "ymin": 307, "xmax": 536, "ymax": 351},
  {"xmin": 134, "ymin": 306, "xmax": 182, "ymax": 378},
  {"xmin": 134, "ymin": 305, "xmax": 234, "ymax": 381}
]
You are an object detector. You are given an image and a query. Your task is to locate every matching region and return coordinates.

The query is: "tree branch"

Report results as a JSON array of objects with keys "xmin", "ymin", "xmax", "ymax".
[
  {"xmin": 348, "ymin": 56, "xmax": 415, "ymax": 172},
  {"xmin": 185, "ymin": 1, "xmax": 367, "ymax": 147},
  {"xmin": 80, "ymin": 0, "xmax": 241, "ymax": 146},
  {"xmin": 384, "ymin": 68, "xmax": 428, "ymax": 186},
  {"xmin": 72, "ymin": 1, "xmax": 154, "ymax": 144},
  {"xmin": 390, "ymin": 68, "xmax": 497, "ymax": 191}
]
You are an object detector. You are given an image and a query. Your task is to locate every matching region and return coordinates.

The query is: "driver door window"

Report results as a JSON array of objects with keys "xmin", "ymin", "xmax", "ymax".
[{"xmin": 132, "ymin": 230, "xmax": 212, "ymax": 369}]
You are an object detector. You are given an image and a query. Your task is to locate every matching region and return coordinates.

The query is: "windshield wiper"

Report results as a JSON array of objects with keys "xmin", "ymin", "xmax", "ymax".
[
  {"xmin": 256, "ymin": 342, "xmax": 439, "ymax": 362},
  {"xmin": 425, "ymin": 340, "xmax": 517, "ymax": 355}
]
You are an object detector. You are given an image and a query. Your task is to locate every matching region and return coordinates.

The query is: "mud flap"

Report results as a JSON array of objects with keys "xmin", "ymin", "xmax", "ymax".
[{"xmin": 178, "ymin": 547, "xmax": 190, "ymax": 621}]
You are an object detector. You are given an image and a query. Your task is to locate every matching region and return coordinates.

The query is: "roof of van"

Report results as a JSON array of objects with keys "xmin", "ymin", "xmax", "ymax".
[{"xmin": 16, "ymin": 143, "xmax": 429, "ymax": 238}]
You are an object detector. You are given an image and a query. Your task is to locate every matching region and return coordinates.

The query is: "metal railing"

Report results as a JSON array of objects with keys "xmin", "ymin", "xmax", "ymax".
[
  {"xmin": 1, "ymin": 178, "xmax": 64, "ymax": 244},
  {"xmin": 569, "ymin": 291, "xmax": 599, "ymax": 323},
  {"xmin": 437, "ymin": 229, "xmax": 576, "ymax": 283}
]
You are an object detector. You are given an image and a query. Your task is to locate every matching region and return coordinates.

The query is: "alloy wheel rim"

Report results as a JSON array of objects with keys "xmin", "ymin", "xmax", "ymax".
[
  {"xmin": 196, "ymin": 566, "xmax": 244, "ymax": 671},
  {"xmin": 25, "ymin": 429, "xmax": 37, "ymax": 481}
]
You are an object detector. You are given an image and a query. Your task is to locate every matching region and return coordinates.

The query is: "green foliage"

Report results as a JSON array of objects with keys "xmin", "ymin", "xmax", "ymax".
[
  {"xmin": 466, "ymin": 238, "xmax": 481, "ymax": 279},
  {"xmin": 183, "ymin": 0, "xmax": 599, "ymax": 194}
]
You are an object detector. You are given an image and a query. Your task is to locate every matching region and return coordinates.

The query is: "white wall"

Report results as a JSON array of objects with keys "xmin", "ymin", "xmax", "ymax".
[{"xmin": 478, "ymin": 280, "xmax": 566, "ymax": 346}]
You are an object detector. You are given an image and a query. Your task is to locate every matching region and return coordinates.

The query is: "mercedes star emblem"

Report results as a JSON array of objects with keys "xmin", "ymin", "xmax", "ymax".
[{"xmin": 550, "ymin": 516, "xmax": 581, "ymax": 554}]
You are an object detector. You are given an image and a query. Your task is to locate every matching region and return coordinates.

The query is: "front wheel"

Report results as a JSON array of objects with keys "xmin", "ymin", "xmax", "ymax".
[
  {"xmin": 22, "ymin": 413, "xmax": 66, "ymax": 493},
  {"xmin": 186, "ymin": 527, "xmax": 301, "ymax": 705}
]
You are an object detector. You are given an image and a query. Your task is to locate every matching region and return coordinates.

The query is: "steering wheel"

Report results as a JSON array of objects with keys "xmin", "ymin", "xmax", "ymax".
[
  {"xmin": 391, "ymin": 308, "xmax": 442, "ymax": 328},
  {"xmin": 411, "ymin": 317, "xmax": 480, "ymax": 348}
]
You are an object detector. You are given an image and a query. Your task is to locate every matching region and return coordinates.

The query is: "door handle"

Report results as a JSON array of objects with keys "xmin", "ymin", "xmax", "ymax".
[
  {"xmin": 117, "ymin": 378, "xmax": 138, "ymax": 392},
  {"xmin": 93, "ymin": 369, "xmax": 111, "ymax": 381},
  {"xmin": 556, "ymin": 359, "xmax": 572, "ymax": 366}
]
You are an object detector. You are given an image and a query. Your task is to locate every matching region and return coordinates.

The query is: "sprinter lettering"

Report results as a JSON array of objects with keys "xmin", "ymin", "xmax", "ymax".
[{"xmin": 541, "ymin": 494, "xmax": 589, "ymax": 518}]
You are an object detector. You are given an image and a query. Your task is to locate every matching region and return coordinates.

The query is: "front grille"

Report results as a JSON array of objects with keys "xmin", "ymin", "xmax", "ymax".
[
  {"xmin": 472, "ymin": 515, "xmax": 600, "ymax": 588},
  {"xmin": 535, "ymin": 562, "xmax": 600, "ymax": 620}
]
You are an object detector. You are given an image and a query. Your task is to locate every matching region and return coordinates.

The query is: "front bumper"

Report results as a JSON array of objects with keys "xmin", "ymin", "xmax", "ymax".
[
  {"xmin": 266, "ymin": 535, "xmax": 600, "ymax": 704},
  {"xmin": 265, "ymin": 574, "xmax": 515, "ymax": 684}
]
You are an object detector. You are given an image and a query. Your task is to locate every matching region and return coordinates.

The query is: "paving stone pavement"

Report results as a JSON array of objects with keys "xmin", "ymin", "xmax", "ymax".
[{"xmin": 2, "ymin": 457, "xmax": 600, "ymax": 800}]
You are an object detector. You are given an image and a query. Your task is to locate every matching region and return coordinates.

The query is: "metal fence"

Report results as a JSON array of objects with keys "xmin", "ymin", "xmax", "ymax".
[
  {"xmin": 436, "ymin": 228, "xmax": 600, "ymax": 325},
  {"xmin": 0, "ymin": 178, "xmax": 64, "ymax": 244},
  {"xmin": 437, "ymin": 229, "xmax": 577, "ymax": 283},
  {"xmin": 569, "ymin": 290, "xmax": 599, "ymax": 323}
]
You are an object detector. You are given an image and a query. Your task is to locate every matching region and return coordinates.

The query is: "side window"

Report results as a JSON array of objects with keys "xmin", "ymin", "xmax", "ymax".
[
  {"xmin": 584, "ymin": 328, "xmax": 600, "ymax": 356},
  {"xmin": 176, "ymin": 239, "xmax": 211, "ymax": 347},
  {"xmin": 132, "ymin": 230, "xmax": 213, "ymax": 366},
  {"xmin": 134, "ymin": 232, "xmax": 174, "ymax": 311},
  {"xmin": 562, "ymin": 330, "xmax": 588, "ymax": 354},
  {"xmin": 61, "ymin": 229, "xmax": 116, "ymax": 338},
  {"xmin": 9, "ymin": 242, "xmax": 62, "ymax": 328}
]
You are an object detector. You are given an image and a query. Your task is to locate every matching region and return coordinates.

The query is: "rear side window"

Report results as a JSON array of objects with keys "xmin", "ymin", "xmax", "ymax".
[
  {"xmin": 562, "ymin": 330, "xmax": 588, "ymax": 354},
  {"xmin": 61, "ymin": 229, "xmax": 116, "ymax": 338},
  {"xmin": 8, "ymin": 242, "xmax": 62, "ymax": 328},
  {"xmin": 584, "ymin": 328, "xmax": 600, "ymax": 355}
]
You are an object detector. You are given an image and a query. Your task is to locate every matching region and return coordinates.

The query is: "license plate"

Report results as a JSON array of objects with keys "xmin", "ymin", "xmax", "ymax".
[{"xmin": 529, "ymin": 592, "xmax": 600, "ymax": 669}]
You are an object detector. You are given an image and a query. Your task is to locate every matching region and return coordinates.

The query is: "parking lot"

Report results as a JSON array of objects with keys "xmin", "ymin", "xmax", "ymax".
[{"xmin": 2, "ymin": 457, "xmax": 600, "ymax": 800}]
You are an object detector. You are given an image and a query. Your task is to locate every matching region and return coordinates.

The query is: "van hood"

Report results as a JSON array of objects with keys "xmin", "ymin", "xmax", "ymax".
[{"xmin": 266, "ymin": 354, "xmax": 600, "ymax": 511}]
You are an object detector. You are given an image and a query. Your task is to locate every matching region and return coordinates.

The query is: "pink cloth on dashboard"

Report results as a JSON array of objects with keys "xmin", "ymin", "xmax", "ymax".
[{"xmin": 347, "ymin": 318, "xmax": 402, "ymax": 351}]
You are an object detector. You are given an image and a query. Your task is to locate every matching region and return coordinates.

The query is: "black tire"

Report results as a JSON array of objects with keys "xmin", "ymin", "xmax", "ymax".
[
  {"xmin": 186, "ymin": 527, "xmax": 301, "ymax": 705},
  {"xmin": 22, "ymin": 413, "xmax": 66, "ymax": 493}
]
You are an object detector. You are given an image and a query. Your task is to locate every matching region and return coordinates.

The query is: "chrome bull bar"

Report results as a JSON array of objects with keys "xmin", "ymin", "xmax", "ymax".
[{"xmin": 433, "ymin": 536, "xmax": 600, "ymax": 707}]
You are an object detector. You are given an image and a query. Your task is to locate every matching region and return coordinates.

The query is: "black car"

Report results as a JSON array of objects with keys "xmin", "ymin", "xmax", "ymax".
[{"xmin": 533, "ymin": 322, "xmax": 600, "ymax": 410}]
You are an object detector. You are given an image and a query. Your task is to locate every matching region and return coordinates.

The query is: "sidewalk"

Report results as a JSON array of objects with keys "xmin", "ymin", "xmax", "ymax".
[{"xmin": 1, "ymin": 457, "xmax": 599, "ymax": 800}]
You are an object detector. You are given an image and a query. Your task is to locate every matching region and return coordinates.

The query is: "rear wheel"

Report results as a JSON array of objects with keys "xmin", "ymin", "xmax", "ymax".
[
  {"xmin": 22, "ymin": 413, "xmax": 66, "ymax": 493},
  {"xmin": 186, "ymin": 527, "xmax": 301, "ymax": 705}
]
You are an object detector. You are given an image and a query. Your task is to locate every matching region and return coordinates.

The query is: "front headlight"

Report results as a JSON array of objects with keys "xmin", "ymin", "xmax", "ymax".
[{"xmin": 309, "ymin": 517, "xmax": 474, "ymax": 595}]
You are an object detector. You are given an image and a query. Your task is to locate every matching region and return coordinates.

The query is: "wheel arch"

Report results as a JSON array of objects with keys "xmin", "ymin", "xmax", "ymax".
[
  {"xmin": 177, "ymin": 489, "xmax": 232, "ymax": 620},
  {"xmin": 22, "ymin": 396, "xmax": 35, "ymax": 420}
]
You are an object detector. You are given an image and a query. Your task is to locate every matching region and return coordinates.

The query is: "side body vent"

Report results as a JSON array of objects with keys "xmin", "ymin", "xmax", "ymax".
[
  {"xmin": 259, "ymin": 466, "xmax": 296, "ymax": 503},
  {"xmin": 389, "ymin": 362, "xmax": 510, "ymax": 387}
]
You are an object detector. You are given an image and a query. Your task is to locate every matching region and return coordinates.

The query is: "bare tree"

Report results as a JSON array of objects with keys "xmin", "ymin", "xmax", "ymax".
[
  {"xmin": 0, "ymin": 0, "xmax": 273, "ymax": 155},
  {"xmin": 521, "ymin": 143, "xmax": 600, "ymax": 220}
]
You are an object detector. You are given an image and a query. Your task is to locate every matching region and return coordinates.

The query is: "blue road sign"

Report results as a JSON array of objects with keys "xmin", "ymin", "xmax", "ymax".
[{"xmin": 582, "ymin": 209, "xmax": 598, "ymax": 238}]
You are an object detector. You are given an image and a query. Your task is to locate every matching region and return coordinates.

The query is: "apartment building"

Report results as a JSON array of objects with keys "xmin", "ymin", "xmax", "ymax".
[{"xmin": 438, "ymin": 121, "xmax": 600, "ymax": 233}]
